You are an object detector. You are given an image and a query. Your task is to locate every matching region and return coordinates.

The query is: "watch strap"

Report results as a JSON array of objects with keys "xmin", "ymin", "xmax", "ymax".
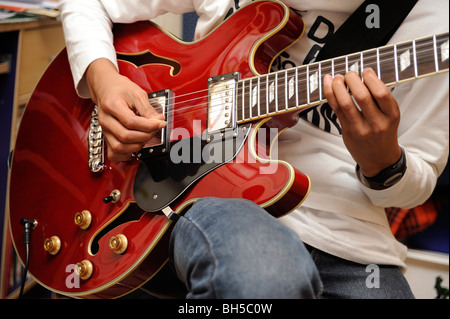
[{"xmin": 356, "ymin": 148, "xmax": 407, "ymax": 190}]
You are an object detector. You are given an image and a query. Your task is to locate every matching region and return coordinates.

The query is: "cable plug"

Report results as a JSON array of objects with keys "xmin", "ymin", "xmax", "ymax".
[{"xmin": 20, "ymin": 218, "xmax": 37, "ymax": 244}]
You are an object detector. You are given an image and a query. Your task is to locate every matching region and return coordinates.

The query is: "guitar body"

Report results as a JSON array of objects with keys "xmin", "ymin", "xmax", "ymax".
[{"xmin": 8, "ymin": 1, "xmax": 309, "ymax": 298}]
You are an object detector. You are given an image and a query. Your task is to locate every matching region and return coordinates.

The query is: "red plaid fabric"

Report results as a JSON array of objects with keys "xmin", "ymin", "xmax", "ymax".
[{"xmin": 386, "ymin": 198, "xmax": 440, "ymax": 239}]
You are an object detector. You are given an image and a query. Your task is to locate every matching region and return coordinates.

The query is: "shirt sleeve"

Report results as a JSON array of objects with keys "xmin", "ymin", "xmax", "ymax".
[
  {"xmin": 358, "ymin": 0, "xmax": 449, "ymax": 209},
  {"xmin": 360, "ymin": 73, "xmax": 449, "ymax": 209},
  {"xmin": 58, "ymin": 0, "xmax": 196, "ymax": 98}
]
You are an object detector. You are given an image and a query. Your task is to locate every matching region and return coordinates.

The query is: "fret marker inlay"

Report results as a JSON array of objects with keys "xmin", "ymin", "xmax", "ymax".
[
  {"xmin": 269, "ymin": 82, "xmax": 275, "ymax": 104},
  {"xmin": 233, "ymin": 32, "xmax": 448, "ymax": 124},
  {"xmin": 309, "ymin": 71, "xmax": 318, "ymax": 93},
  {"xmin": 399, "ymin": 49, "xmax": 411, "ymax": 72},
  {"xmin": 288, "ymin": 77, "xmax": 295, "ymax": 99},
  {"xmin": 350, "ymin": 61, "xmax": 359, "ymax": 74},
  {"xmin": 442, "ymin": 40, "xmax": 449, "ymax": 62},
  {"xmin": 252, "ymin": 85, "xmax": 257, "ymax": 108}
]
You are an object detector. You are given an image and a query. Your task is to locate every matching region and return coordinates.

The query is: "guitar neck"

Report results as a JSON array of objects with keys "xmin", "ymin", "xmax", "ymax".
[{"xmin": 236, "ymin": 32, "xmax": 449, "ymax": 124}]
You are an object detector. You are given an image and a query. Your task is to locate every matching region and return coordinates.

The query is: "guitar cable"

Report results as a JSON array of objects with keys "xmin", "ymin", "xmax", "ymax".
[
  {"xmin": 18, "ymin": 218, "xmax": 36, "ymax": 299},
  {"xmin": 10, "ymin": 152, "xmax": 38, "ymax": 298}
]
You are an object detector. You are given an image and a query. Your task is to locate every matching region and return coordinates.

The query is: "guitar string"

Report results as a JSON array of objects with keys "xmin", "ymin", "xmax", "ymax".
[
  {"xmin": 159, "ymin": 44, "xmax": 444, "ymax": 125},
  {"xmin": 164, "ymin": 43, "xmax": 440, "ymax": 116},
  {"xmin": 158, "ymin": 41, "xmax": 438, "ymax": 110},
  {"xmin": 135, "ymin": 42, "xmax": 444, "ymax": 126},
  {"xmin": 158, "ymin": 38, "xmax": 441, "ymax": 109}
]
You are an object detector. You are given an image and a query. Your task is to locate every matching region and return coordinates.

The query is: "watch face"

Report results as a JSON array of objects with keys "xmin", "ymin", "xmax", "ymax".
[{"xmin": 383, "ymin": 173, "xmax": 404, "ymax": 187}]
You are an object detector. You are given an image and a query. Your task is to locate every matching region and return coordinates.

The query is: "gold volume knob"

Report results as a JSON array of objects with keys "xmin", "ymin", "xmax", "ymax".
[
  {"xmin": 43, "ymin": 236, "xmax": 61, "ymax": 255},
  {"xmin": 76, "ymin": 260, "xmax": 93, "ymax": 280},
  {"xmin": 109, "ymin": 234, "xmax": 128, "ymax": 255},
  {"xmin": 74, "ymin": 210, "xmax": 92, "ymax": 230}
]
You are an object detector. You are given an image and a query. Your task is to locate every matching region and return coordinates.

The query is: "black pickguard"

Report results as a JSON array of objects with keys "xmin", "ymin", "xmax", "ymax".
[{"xmin": 133, "ymin": 124, "xmax": 251, "ymax": 212}]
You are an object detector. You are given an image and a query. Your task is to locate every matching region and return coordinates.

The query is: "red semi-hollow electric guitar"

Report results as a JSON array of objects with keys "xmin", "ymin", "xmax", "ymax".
[
  {"xmin": 8, "ymin": 0, "xmax": 449, "ymax": 298},
  {"xmin": 9, "ymin": 1, "xmax": 309, "ymax": 299}
]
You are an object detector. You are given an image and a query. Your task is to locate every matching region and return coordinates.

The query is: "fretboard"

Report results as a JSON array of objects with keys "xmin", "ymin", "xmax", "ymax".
[{"xmin": 236, "ymin": 32, "xmax": 449, "ymax": 123}]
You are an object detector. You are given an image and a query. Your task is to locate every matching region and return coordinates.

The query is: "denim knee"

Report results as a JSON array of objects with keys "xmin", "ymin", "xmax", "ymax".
[{"xmin": 170, "ymin": 197, "xmax": 322, "ymax": 298}]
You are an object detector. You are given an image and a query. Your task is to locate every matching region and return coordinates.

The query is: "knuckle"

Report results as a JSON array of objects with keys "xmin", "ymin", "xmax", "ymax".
[
  {"xmin": 107, "ymin": 139, "xmax": 122, "ymax": 154},
  {"xmin": 121, "ymin": 115, "xmax": 137, "ymax": 129},
  {"xmin": 335, "ymin": 75, "xmax": 346, "ymax": 85},
  {"xmin": 340, "ymin": 99, "xmax": 354, "ymax": 111},
  {"xmin": 356, "ymin": 127, "xmax": 372, "ymax": 139},
  {"xmin": 357, "ymin": 92, "xmax": 373, "ymax": 107},
  {"xmin": 115, "ymin": 130, "xmax": 130, "ymax": 143},
  {"xmin": 371, "ymin": 123, "xmax": 385, "ymax": 135},
  {"xmin": 100, "ymin": 96, "xmax": 120, "ymax": 111},
  {"xmin": 373, "ymin": 87, "xmax": 391, "ymax": 102},
  {"xmin": 345, "ymin": 71, "xmax": 358, "ymax": 80}
]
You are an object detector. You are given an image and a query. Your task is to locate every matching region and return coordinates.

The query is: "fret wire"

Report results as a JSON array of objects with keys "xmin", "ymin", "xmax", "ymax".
[
  {"xmin": 235, "ymin": 81, "xmax": 239, "ymax": 121},
  {"xmin": 248, "ymin": 78, "xmax": 253, "ymax": 118},
  {"xmin": 284, "ymin": 69, "xmax": 288, "ymax": 110},
  {"xmin": 241, "ymin": 81, "xmax": 244, "ymax": 121},
  {"xmin": 318, "ymin": 62, "xmax": 322, "ymax": 101},
  {"xmin": 275, "ymin": 72, "xmax": 279, "ymax": 112},
  {"xmin": 306, "ymin": 65, "xmax": 310, "ymax": 105},
  {"xmin": 376, "ymin": 48, "xmax": 381, "ymax": 79},
  {"xmin": 394, "ymin": 44, "xmax": 399, "ymax": 82},
  {"xmin": 253, "ymin": 78, "xmax": 256, "ymax": 118},
  {"xmin": 433, "ymin": 34, "xmax": 439, "ymax": 72},
  {"xmin": 332, "ymin": 58, "xmax": 335, "ymax": 77},
  {"xmin": 257, "ymin": 76, "xmax": 261, "ymax": 117},
  {"xmin": 242, "ymin": 79, "xmax": 246, "ymax": 120},
  {"xmin": 360, "ymin": 52, "xmax": 364, "ymax": 71},
  {"xmin": 237, "ymin": 81, "xmax": 241, "ymax": 121},
  {"xmin": 266, "ymin": 74, "xmax": 269, "ymax": 115},
  {"xmin": 360, "ymin": 52, "xmax": 364, "ymax": 83},
  {"xmin": 412, "ymin": 39, "xmax": 418, "ymax": 78},
  {"xmin": 295, "ymin": 67, "xmax": 299, "ymax": 107},
  {"xmin": 345, "ymin": 56, "xmax": 349, "ymax": 92}
]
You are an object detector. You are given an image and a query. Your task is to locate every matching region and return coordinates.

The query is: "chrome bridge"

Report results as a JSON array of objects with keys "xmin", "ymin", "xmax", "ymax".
[
  {"xmin": 88, "ymin": 90, "xmax": 171, "ymax": 172},
  {"xmin": 88, "ymin": 105, "xmax": 104, "ymax": 172}
]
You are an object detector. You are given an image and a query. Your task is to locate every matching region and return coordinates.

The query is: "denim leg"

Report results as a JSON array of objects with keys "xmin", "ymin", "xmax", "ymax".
[
  {"xmin": 169, "ymin": 197, "xmax": 322, "ymax": 299},
  {"xmin": 306, "ymin": 245, "xmax": 415, "ymax": 299}
]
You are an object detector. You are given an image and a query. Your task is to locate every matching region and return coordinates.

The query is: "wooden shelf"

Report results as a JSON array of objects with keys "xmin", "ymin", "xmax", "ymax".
[{"xmin": 0, "ymin": 59, "xmax": 10, "ymax": 74}]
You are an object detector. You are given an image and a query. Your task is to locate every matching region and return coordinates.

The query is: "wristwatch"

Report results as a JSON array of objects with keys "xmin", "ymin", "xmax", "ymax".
[{"xmin": 356, "ymin": 148, "xmax": 407, "ymax": 190}]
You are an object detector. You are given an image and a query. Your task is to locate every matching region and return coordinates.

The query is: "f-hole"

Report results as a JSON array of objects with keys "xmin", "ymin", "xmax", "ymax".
[
  {"xmin": 90, "ymin": 203, "xmax": 150, "ymax": 255},
  {"xmin": 117, "ymin": 51, "xmax": 181, "ymax": 75}
]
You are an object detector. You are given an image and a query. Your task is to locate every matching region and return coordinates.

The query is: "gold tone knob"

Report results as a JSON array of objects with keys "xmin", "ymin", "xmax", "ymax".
[
  {"xmin": 43, "ymin": 236, "xmax": 61, "ymax": 255},
  {"xmin": 76, "ymin": 260, "xmax": 93, "ymax": 280},
  {"xmin": 109, "ymin": 234, "xmax": 128, "ymax": 255},
  {"xmin": 74, "ymin": 210, "xmax": 92, "ymax": 230}
]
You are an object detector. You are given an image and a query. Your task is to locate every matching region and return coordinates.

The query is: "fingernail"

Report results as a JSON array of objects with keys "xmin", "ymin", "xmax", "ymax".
[
  {"xmin": 324, "ymin": 74, "xmax": 332, "ymax": 85},
  {"xmin": 363, "ymin": 67, "xmax": 373, "ymax": 75},
  {"xmin": 159, "ymin": 121, "xmax": 167, "ymax": 129}
]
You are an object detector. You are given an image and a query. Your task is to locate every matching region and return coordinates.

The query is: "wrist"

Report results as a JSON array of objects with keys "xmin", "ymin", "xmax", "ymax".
[
  {"xmin": 86, "ymin": 58, "xmax": 118, "ymax": 83},
  {"xmin": 356, "ymin": 148, "xmax": 407, "ymax": 190},
  {"xmin": 86, "ymin": 58, "xmax": 119, "ymax": 102}
]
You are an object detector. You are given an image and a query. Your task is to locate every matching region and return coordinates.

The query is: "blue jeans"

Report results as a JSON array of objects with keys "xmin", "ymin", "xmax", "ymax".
[
  {"xmin": 169, "ymin": 197, "xmax": 414, "ymax": 299},
  {"xmin": 305, "ymin": 245, "xmax": 415, "ymax": 299}
]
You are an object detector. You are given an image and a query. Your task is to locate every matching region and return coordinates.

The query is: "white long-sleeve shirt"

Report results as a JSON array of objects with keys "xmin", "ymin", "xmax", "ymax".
[{"xmin": 59, "ymin": 0, "xmax": 449, "ymax": 269}]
